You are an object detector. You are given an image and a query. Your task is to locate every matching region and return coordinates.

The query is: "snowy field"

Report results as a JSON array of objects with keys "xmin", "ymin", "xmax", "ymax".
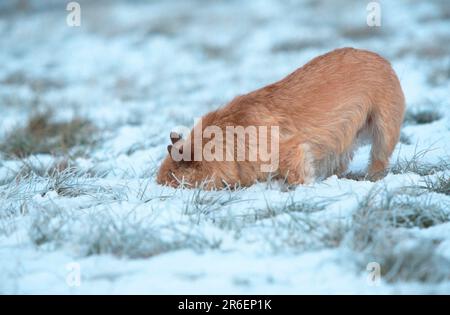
[{"xmin": 0, "ymin": 0, "xmax": 449, "ymax": 294}]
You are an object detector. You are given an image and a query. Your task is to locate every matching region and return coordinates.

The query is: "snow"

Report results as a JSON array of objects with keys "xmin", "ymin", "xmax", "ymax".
[{"xmin": 0, "ymin": 0, "xmax": 450, "ymax": 294}]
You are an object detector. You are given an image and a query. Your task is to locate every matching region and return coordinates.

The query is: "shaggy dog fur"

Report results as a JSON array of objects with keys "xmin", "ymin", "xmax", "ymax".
[{"xmin": 157, "ymin": 47, "xmax": 405, "ymax": 189}]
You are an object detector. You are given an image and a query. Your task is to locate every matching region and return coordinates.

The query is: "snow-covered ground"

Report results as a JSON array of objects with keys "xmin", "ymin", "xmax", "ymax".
[{"xmin": 0, "ymin": 0, "xmax": 449, "ymax": 294}]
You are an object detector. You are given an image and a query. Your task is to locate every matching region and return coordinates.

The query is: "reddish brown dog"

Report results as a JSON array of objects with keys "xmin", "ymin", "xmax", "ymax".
[{"xmin": 157, "ymin": 48, "xmax": 405, "ymax": 189}]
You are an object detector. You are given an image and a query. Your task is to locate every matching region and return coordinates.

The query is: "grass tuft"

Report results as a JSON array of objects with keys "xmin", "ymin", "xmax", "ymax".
[
  {"xmin": 350, "ymin": 185, "xmax": 450, "ymax": 283},
  {"xmin": 403, "ymin": 109, "xmax": 442, "ymax": 125},
  {"xmin": 271, "ymin": 39, "xmax": 324, "ymax": 53},
  {"xmin": 28, "ymin": 202, "xmax": 221, "ymax": 258},
  {"xmin": 419, "ymin": 173, "xmax": 450, "ymax": 196},
  {"xmin": 340, "ymin": 26, "xmax": 385, "ymax": 40},
  {"xmin": 391, "ymin": 146, "xmax": 449, "ymax": 176},
  {"xmin": 0, "ymin": 111, "xmax": 97, "ymax": 158}
]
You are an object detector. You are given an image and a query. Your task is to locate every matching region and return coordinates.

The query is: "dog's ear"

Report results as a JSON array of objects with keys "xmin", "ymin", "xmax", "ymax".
[
  {"xmin": 167, "ymin": 132, "xmax": 197, "ymax": 163},
  {"xmin": 167, "ymin": 132, "xmax": 187, "ymax": 161},
  {"xmin": 170, "ymin": 131, "xmax": 181, "ymax": 144}
]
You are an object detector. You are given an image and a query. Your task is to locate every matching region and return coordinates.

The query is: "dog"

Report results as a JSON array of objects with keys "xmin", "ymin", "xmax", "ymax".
[{"xmin": 157, "ymin": 47, "xmax": 405, "ymax": 189}]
